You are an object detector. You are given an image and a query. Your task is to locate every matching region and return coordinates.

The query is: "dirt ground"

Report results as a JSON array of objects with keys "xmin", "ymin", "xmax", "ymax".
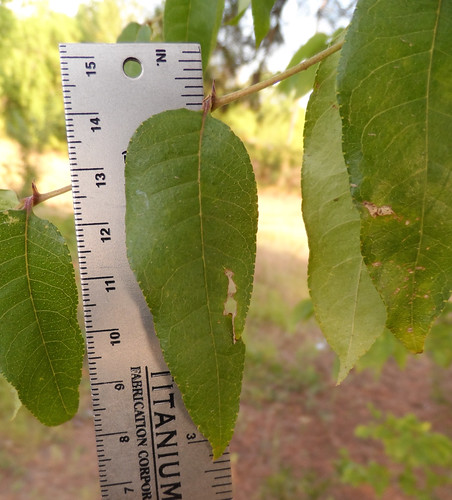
[
  {"xmin": 1, "ymin": 183, "xmax": 452, "ymax": 499},
  {"xmin": 233, "ymin": 339, "xmax": 452, "ymax": 500}
]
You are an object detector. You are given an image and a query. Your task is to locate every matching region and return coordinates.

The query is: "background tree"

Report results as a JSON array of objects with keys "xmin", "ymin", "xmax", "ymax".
[{"xmin": 0, "ymin": 5, "xmax": 79, "ymax": 192}]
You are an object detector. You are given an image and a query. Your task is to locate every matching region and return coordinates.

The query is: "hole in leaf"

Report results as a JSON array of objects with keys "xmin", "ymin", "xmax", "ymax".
[{"xmin": 223, "ymin": 269, "xmax": 238, "ymax": 343}]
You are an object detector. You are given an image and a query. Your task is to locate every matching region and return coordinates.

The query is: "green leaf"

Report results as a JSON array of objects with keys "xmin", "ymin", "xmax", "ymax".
[
  {"xmin": 0, "ymin": 210, "xmax": 84, "ymax": 425},
  {"xmin": 302, "ymin": 35, "xmax": 386, "ymax": 383},
  {"xmin": 117, "ymin": 21, "xmax": 151, "ymax": 43},
  {"xmin": 238, "ymin": 0, "xmax": 251, "ymax": 13},
  {"xmin": 337, "ymin": 449, "xmax": 391, "ymax": 495},
  {"xmin": 338, "ymin": 0, "xmax": 452, "ymax": 352},
  {"xmin": 277, "ymin": 33, "xmax": 328, "ymax": 98},
  {"xmin": 136, "ymin": 24, "xmax": 152, "ymax": 42},
  {"xmin": 227, "ymin": 0, "xmax": 251, "ymax": 25},
  {"xmin": 251, "ymin": 0, "xmax": 276, "ymax": 47},
  {"xmin": 0, "ymin": 189, "xmax": 19, "ymax": 210},
  {"xmin": 163, "ymin": 0, "xmax": 225, "ymax": 70},
  {"xmin": 125, "ymin": 108, "xmax": 257, "ymax": 458}
]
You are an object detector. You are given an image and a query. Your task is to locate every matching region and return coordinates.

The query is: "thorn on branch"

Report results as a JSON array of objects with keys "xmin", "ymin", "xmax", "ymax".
[
  {"xmin": 17, "ymin": 182, "xmax": 72, "ymax": 211},
  {"xmin": 19, "ymin": 182, "xmax": 40, "ymax": 213},
  {"xmin": 202, "ymin": 81, "xmax": 216, "ymax": 116}
]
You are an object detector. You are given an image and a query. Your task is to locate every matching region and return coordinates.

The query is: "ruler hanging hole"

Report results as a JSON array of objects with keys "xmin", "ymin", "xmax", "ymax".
[{"xmin": 123, "ymin": 57, "xmax": 142, "ymax": 79}]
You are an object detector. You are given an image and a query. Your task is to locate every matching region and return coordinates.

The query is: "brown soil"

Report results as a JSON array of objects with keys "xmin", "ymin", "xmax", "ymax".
[{"xmin": 233, "ymin": 339, "xmax": 452, "ymax": 500}]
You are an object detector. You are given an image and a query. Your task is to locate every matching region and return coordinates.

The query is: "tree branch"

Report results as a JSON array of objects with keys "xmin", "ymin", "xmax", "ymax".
[
  {"xmin": 19, "ymin": 183, "xmax": 72, "ymax": 210},
  {"xmin": 211, "ymin": 39, "xmax": 344, "ymax": 111}
]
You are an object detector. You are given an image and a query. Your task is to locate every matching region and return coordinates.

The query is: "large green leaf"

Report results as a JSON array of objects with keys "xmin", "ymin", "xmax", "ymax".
[
  {"xmin": 163, "ymin": 0, "xmax": 225, "ymax": 70},
  {"xmin": 125, "ymin": 108, "xmax": 257, "ymax": 458},
  {"xmin": 251, "ymin": 0, "xmax": 277, "ymax": 47},
  {"xmin": 338, "ymin": 0, "xmax": 452, "ymax": 352},
  {"xmin": 302, "ymin": 36, "xmax": 386, "ymax": 383},
  {"xmin": 277, "ymin": 33, "xmax": 328, "ymax": 98},
  {"xmin": 0, "ymin": 209, "xmax": 84, "ymax": 425}
]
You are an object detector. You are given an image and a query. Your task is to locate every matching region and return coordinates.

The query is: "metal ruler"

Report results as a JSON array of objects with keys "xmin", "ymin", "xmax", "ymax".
[{"xmin": 59, "ymin": 43, "xmax": 233, "ymax": 500}]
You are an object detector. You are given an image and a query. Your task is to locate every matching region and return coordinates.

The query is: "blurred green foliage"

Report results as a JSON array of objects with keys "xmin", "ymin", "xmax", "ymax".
[
  {"xmin": 259, "ymin": 466, "xmax": 332, "ymax": 500},
  {"xmin": 277, "ymin": 32, "xmax": 328, "ymax": 99},
  {"xmin": 425, "ymin": 302, "xmax": 452, "ymax": 369},
  {"xmin": 0, "ymin": 0, "xmax": 307, "ymax": 188},
  {"xmin": 338, "ymin": 407, "xmax": 452, "ymax": 499},
  {"xmin": 0, "ymin": 0, "xmax": 126, "ymax": 153},
  {"xmin": 117, "ymin": 21, "xmax": 152, "ymax": 43},
  {"xmin": 76, "ymin": 0, "xmax": 123, "ymax": 42},
  {"xmin": 353, "ymin": 302, "xmax": 452, "ymax": 376},
  {"xmin": 217, "ymin": 93, "xmax": 305, "ymax": 186},
  {"xmin": 0, "ymin": 6, "xmax": 76, "ymax": 151}
]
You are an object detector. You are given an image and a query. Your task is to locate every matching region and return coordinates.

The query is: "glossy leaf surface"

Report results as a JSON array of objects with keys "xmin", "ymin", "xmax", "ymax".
[
  {"xmin": 125, "ymin": 109, "xmax": 257, "ymax": 458},
  {"xmin": 302, "ymin": 37, "xmax": 386, "ymax": 382},
  {"xmin": 0, "ymin": 210, "xmax": 84, "ymax": 425},
  {"xmin": 338, "ymin": 0, "xmax": 452, "ymax": 352}
]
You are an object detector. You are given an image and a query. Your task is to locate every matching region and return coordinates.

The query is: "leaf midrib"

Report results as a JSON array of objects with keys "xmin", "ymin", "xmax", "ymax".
[
  {"xmin": 24, "ymin": 212, "xmax": 67, "ymax": 414},
  {"xmin": 197, "ymin": 115, "xmax": 223, "ymax": 439}
]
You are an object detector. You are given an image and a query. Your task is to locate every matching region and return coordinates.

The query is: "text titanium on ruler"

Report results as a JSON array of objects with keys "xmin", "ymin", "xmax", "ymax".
[{"xmin": 59, "ymin": 43, "xmax": 233, "ymax": 500}]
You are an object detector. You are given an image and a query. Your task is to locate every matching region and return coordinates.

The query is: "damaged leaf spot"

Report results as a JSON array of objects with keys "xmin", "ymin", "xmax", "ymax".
[
  {"xmin": 223, "ymin": 269, "xmax": 238, "ymax": 343},
  {"xmin": 363, "ymin": 201, "xmax": 395, "ymax": 218},
  {"xmin": 2, "ymin": 211, "xmax": 20, "ymax": 225}
]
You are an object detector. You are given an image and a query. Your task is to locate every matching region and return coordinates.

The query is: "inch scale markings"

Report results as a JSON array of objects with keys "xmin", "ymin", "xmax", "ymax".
[{"xmin": 60, "ymin": 43, "xmax": 233, "ymax": 500}]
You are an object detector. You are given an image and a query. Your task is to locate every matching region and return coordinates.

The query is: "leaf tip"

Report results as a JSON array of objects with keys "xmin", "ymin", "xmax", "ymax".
[
  {"xmin": 336, "ymin": 362, "xmax": 352, "ymax": 385},
  {"xmin": 212, "ymin": 443, "xmax": 228, "ymax": 461},
  {"xmin": 397, "ymin": 329, "xmax": 425, "ymax": 355}
]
